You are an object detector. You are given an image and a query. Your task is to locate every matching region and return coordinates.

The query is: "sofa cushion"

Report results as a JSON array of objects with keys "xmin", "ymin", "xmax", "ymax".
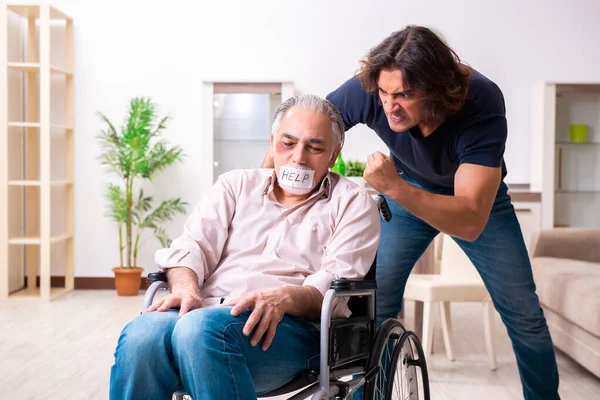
[{"xmin": 531, "ymin": 257, "xmax": 600, "ymax": 337}]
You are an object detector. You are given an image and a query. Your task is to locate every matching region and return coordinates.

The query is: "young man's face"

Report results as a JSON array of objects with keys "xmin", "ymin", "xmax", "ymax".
[
  {"xmin": 377, "ymin": 69, "xmax": 426, "ymax": 133},
  {"xmin": 271, "ymin": 107, "xmax": 340, "ymax": 194}
]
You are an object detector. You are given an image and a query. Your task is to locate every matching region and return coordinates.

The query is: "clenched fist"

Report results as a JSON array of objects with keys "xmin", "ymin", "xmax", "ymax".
[{"xmin": 364, "ymin": 152, "xmax": 402, "ymax": 195}]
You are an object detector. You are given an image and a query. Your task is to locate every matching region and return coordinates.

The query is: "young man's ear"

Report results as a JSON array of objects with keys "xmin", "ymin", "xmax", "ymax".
[{"xmin": 329, "ymin": 145, "xmax": 342, "ymax": 169}]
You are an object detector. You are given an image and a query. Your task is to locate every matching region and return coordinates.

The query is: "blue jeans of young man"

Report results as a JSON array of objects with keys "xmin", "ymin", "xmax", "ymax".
[
  {"xmin": 109, "ymin": 307, "xmax": 320, "ymax": 400},
  {"xmin": 375, "ymin": 174, "xmax": 560, "ymax": 400}
]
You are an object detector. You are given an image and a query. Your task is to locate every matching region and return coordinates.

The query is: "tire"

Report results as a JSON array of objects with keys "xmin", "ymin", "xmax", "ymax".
[
  {"xmin": 362, "ymin": 319, "xmax": 429, "ymax": 400},
  {"xmin": 362, "ymin": 319, "xmax": 406, "ymax": 399},
  {"xmin": 385, "ymin": 331, "xmax": 430, "ymax": 400}
]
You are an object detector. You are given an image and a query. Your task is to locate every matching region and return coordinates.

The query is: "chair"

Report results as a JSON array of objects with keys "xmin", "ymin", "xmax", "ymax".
[
  {"xmin": 403, "ymin": 233, "xmax": 497, "ymax": 370},
  {"xmin": 142, "ymin": 196, "xmax": 431, "ymax": 399}
]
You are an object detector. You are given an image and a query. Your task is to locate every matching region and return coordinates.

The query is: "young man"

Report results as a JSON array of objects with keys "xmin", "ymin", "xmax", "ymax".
[
  {"xmin": 329, "ymin": 26, "xmax": 560, "ymax": 400},
  {"xmin": 263, "ymin": 25, "xmax": 560, "ymax": 400},
  {"xmin": 109, "ymin": 94, "xmax": 380, "ymax": 400}
]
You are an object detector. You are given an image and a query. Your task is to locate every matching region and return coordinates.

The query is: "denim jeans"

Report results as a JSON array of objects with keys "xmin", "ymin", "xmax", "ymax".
[
  {"xmin": 109, "ymin": 306, "xmax": 320, "ymax": 400},
  {"xmin": 375, "ymin": 174, "xmax": 560, "ymax": 400}
]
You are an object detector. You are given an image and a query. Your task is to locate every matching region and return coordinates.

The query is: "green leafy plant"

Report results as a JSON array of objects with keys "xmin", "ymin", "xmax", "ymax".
[
  {"xmin": 97, "ymin": 97, "xmax": 188, "ymax": 268},
  {"xmin": 346, "ymin": 159, "xmax": 366, "ymax": 177}
]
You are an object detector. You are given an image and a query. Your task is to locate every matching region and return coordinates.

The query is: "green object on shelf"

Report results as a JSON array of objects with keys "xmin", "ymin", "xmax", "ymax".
[
  {"xmin": 331, "ymin": 152, "xmax": 346, "ymax": 176},
  {"xmin": 570, "ymin": 124, "xmax": 588, "ymax": 143}
]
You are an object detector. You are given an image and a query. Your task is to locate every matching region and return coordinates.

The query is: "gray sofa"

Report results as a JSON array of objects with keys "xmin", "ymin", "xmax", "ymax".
[{"xmin": 530, "ymin": 228, "xmax": 600, "ymax": 378}]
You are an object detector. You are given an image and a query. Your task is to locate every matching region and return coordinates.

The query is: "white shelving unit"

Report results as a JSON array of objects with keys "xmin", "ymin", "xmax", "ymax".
[
  {"xmin": 531, "ymin": 82, "xmax": 600, "ymax": 229},
  {"xmin": 0, "ymin": 3, "xmax": 74, "ymax": 301}
]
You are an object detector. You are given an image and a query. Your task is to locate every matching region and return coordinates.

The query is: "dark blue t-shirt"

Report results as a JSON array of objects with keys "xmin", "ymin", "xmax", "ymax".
[{"xmin": 326, "ymin": 69, "xmax": 508, "ymax": 190}]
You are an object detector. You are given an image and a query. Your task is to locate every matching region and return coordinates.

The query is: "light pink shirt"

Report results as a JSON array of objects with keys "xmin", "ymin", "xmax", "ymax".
[{"xmin": 155, "ymin": 169, "xmax": 381, "ymax": 318}]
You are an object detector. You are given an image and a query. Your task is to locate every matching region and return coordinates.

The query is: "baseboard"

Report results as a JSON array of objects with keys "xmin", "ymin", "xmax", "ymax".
[{"xmin": 23, "ymin": 276, "xmax": 149, "ymax": 290}]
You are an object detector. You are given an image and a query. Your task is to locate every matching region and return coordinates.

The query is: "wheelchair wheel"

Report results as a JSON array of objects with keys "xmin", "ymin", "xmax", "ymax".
[
  {"xmin": 386, "ymin": 331, "xmax": 430, "ymax": 400},
  {"xmin": 362, "ymin": 319, "xmax": 430, "ymax": 400}
]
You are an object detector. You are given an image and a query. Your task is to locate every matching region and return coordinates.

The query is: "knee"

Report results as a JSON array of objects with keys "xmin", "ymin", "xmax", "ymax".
[
  {"xmin": 172, "ymin": 307, "xmax": 246, "ymax": 352},
  {"xmin": 499, "ymin": 299, "xmax": 550, "ymax": 339},
  {"xmin": 114, "ymin": 311, "xmax": 177, "ymax": 364}
]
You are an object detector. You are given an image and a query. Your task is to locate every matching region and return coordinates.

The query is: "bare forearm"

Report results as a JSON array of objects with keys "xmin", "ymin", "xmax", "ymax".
[
  {"xmin": 387, "ymin": 179, "xmax": 485, "ymax": 241},
  {"xmin": 167, "ymin": 267, "xmax": 201, "ymax": 296},
  {"xmin": 279, "ymin": 286, "xmax": 323, "ymax": 320}
]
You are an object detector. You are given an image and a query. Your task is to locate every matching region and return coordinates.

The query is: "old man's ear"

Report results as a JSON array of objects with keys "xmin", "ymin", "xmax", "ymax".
[{"xmin": 329, "ymin": 145, "xmax": 342, "ymax": 168}]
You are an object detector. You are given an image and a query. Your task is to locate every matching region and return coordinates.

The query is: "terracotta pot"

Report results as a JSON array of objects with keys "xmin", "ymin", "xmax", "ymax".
[{"xmin": 112, "ymin": 267, "xmax": 144, "ymax": 296}]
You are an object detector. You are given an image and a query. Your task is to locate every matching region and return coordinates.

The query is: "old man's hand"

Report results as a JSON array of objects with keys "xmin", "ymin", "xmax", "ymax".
[{"xmin": 223, "ymin": 289, "xmax": 286, "ymax": 351}]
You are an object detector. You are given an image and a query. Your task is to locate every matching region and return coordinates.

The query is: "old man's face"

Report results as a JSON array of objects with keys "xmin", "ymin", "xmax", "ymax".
[{"xmin": 271, "ymin": 106, "xmax": 340, "ymax": 195}]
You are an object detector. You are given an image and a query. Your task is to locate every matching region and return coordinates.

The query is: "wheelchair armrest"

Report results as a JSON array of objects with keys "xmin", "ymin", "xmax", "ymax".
[
  {"xmin": 147, "ymin": 271, "xmax": 376, "ymax": 291},
  {"xmin": 147, "ymin": 271, "xmax": 168, "ymax": 284},
  {"xmin": 331, "ymin": 279, "xmax": 377, "ymax": 291}
]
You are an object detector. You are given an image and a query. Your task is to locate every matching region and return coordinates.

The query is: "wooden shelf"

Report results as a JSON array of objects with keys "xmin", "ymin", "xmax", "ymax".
[
  {"xmin": 8, "ymin": 233, "xmax": 73, "ymax": 245},
  {"xmin": 556, "ymin": 142, "xmax": 600, "ymax": 146},
  {"xmin": 8, "ymin": 122, "xmax": 73, "ymax": 130},
  {"xmin": 7, "ymin": 62, "xmax": 73, "ymax": 76},
  {"xmin": 6, "ymin": 3, "xmax": 71, "ymax": 21},
  {"xmin": 8, "ymin": 287, "xmax": 71, "ymax": 301},
  {"xmin": 555, "ymin": 190, "xmax": 600, "ymax": 195},
  {"xmin": 2, "ymin": 2, "xmax": 74, "ymax": 301},
  {"xmin": 7, "ymin": 180, "xmax": 73, "ymax": 186}
]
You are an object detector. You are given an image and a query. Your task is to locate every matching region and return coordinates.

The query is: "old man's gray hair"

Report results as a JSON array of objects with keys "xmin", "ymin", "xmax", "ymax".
[{"xmin": 271, "ymin": 94, "xmax": 345, "ymax": 146}]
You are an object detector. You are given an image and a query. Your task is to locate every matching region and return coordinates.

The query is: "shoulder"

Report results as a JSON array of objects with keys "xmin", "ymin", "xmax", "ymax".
[
  {"xmin": 328, "ymin": 173, "xmax": 377, "ymax": 207},
  {"xmin": 216, "ymin": 168, "xmax": 272, "ymax": 194},
  {"xmin": 462, "ymin": 69, "xmax": 506, "ymax": 117},
  {"xmin": 326, "ymin": 77, "xmax": 380, "ymax": 127},
  {"xmin": 326, "ymin": 174, "xmax": 380, "ymax": 234},
  {"xmin": 327, "ymin": 76, "xmax": 369, "ymax": 100},
  {"xmin": 451, "ymin": 71, "xmax": 508, "ymax": 159}
]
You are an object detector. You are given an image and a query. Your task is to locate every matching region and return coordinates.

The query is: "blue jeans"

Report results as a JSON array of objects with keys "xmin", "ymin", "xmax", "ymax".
[
  {"xmin": 376, "ymin": 174, "xmax": 560, "ymax": 400},
  {"xmin": 109, "ymin": 307, "xmax": 320, "ymax": 400}
]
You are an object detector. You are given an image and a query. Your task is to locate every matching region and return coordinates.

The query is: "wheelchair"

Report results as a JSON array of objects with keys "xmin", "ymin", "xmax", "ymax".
[{"xmin": 142, "ymin": 195, "xmax": 430, "ymax": 400}]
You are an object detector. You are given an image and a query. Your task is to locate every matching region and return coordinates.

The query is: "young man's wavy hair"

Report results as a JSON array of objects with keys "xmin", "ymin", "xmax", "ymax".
[{"xmin": 356, "ymin": 25, "xmax": 471, "ymax": 125}]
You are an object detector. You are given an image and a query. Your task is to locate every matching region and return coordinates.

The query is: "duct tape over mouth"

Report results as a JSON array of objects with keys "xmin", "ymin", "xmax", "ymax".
[{"xmin": 278, "ymin": 165, "xmax": 315, "ymax": 189}]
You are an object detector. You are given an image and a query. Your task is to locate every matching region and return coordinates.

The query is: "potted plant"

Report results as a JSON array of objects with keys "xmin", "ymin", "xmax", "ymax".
[
  {"xmin": 97, "ymin": 97, "xmax": 188, "ymax": 296},
  {"xmin": 345, "ymin": 159, "xmax": 367, "ymax": 187}
]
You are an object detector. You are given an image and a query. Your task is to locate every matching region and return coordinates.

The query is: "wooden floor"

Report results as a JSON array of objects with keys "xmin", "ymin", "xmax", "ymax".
[{"xmin": 0, "ymin": 290, "xmax": 598, "ymax": 399}]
